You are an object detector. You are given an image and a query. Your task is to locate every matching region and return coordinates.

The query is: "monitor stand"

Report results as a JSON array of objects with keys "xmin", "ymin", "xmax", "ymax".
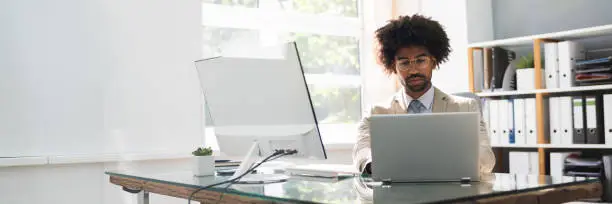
[{"xmin": 230, "ymin": 141, "xmax": 289, "ymax": 184}]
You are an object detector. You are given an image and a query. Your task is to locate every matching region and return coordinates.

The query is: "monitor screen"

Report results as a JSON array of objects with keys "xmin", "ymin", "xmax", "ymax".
[{"xmin": 195, "ymin": 42, "xmax": 326, "ymax": 160}]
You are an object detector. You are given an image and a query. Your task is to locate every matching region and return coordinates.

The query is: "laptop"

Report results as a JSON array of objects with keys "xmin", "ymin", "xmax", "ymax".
[{"xmin": 369, "ymin": 112, "xmax": 480, "ymax": 183}]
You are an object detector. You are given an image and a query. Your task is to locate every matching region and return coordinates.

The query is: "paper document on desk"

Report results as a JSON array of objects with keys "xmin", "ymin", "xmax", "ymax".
[{"xmin": 285, "ymin": 164, "xmax": 360, "ymax": 178}]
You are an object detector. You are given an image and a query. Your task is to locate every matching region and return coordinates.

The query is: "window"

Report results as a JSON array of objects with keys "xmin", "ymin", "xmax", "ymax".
[
  {"xmin": 202, "ymin": 0, "xmax": 357, "ymax": 17},
  {"xmin": 202, "ymin": 0, "xmax": 258, "ymax": 8},
  {"xmin": 202, "ymin": 27, "xmax": 258, "ymax": 57},
  {"xmin": 202, "ymin": 0, "xmax": 361, "ymax": 145}
]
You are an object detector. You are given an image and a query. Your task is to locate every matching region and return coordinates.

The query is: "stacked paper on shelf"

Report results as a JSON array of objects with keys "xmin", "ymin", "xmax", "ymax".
[
  {"xmin": 575, "ymin": 56, "xmax": 612, "ymax": 86},
  {"xmin": 563, "ymin": 153, "xmax": 602, "ymax": 177}
]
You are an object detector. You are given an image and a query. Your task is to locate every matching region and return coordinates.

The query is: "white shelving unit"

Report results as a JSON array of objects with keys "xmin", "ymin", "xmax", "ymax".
[
  {"xmin": 477, "ymin": 84, "xmax": 612, "ymax": 97},
  {"xmin": 491, "ymin": 144, "xmax": 540, "ymax": 148},
  {"xmin": 469, "ymin": 23, "xmax": 612, "ymax": 175},
  {"xmin": 477, "ymin": 90, "xmax": 538, "ymax": 97},
  {"xmin": 471, "ymin": 24, "xmax": 612, "ymax": 98},
  {"xmin": 541, "ymin": 144, "xmax": 612, "ymax": 149},
  {"xmin": 468, "ymin": 24, "xmax": 612, "ymax": 48},
  {"xmin": 543, "ymin": 84, "xmax": 612, "ymax": 94},
  {"xmin": 492, "ymin": 144, "xmax": 612, "ymax": 149}
]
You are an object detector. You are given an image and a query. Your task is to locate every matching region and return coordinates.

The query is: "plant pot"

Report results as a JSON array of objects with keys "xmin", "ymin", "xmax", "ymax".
[
  {"xmin": 516, "ymin": 68, "xmax": 545, "ymax": 90},
  {"xmin": 193, "ymin": 156, "xmax": 215, "ymax": 176}
]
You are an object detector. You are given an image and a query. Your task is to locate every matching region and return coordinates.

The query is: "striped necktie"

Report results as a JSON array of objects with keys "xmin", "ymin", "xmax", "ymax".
[{"xmin": 408, "ymin": 100, "xmax": 427, "ymax": 114}]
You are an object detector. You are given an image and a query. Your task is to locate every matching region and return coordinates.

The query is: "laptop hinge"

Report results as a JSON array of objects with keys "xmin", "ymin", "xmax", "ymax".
[{"xmin": 460, "ymin": 177, "xmax": 472, "ymax": 184}]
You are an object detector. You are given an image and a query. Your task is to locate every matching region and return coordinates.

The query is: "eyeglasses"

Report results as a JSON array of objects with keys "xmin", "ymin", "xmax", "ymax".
[{"xmin": 396, "ymin": 56, "xmax": 435, "ymax": 71}]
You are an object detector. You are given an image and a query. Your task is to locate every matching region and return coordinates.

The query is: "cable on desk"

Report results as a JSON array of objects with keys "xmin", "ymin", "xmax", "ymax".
[
  {"xmin": 187, "ymin": 149, "xmax": 297, "ymax": 204},
  {"xmin": 215, "ymin": 150, "xmax": 296, "ymax": 204}
]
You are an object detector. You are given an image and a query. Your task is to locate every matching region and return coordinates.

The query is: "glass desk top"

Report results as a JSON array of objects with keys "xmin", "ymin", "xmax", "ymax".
[{"xmin": 106, "ymin": 170, "xmax": 598, "ymax": 204}]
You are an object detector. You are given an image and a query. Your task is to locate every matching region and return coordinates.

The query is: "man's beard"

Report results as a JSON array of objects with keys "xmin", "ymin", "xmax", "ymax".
[{"xmin": 402, "ymin": 74, "xmax": 430, "ymax": 92}]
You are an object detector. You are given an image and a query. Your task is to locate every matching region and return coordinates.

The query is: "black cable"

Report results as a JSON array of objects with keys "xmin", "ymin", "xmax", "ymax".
[
  {"xmin": 187, "ymin": 150, "xmax": 296, "ymax": 204},
  {"xmin": 215, "ymin": 157, "xmax": 276, "ymax": 204},
  {"xmin": 215, "ymin": 151, "xmax": 296, "ymax": 204},
  {"xmin": 215, "ymin": 182, "xmax": 232, "ymax": 204},
  {"xmin": 266, "ymin": 151, "xmax": 295, "ymax": 162}
]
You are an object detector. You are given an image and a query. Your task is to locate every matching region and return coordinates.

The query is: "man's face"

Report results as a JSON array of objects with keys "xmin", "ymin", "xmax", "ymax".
[{"xmin": 394, "ymin": 46, "xmax": 435, "ymax": 93}]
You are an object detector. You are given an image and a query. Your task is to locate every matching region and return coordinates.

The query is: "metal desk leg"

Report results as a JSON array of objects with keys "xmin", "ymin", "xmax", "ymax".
[{"xmin": 138, "ymin": 191, "xmax": 149, "ymax": 204}]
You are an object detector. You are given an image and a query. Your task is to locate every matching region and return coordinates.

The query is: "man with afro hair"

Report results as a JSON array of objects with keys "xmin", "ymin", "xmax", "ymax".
[{"xmin": 353, "ymin": 14, "xmax": 495, "ymax": 175}]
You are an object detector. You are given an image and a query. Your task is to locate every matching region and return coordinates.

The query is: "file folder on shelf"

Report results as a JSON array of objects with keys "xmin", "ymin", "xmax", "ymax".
[
  {"xmin": 585, "ymin": 96, "xmax": 601, "ymax": 144},
  {"xmin": 557, "ymin": 41, "xmax": 586, "ymax": 88},
  {"xmin": 559, "ymin": 97, "xmax": 574, "ymax": 145},
  {"xmin": 545, "ymin": 42, "xmax": 559, "ymax": 89},
  {"xmin": 508, "ymin": 99, "xmax": 516, "ymax": 144},
  {"xmin": 491, "ymin": 47, "xmax": 512, "ymax": 90},
  {"xmin": 550, "ymin": 152, "xmax": 572, "ymax": 179},
  {"xmin": 473, "ymin": 49, "xmax": 484, "ymax": 92},
  {"xmin": 482, "ymin": 99, "xmax": 491, "ymax": 139},
  {"xmin": 525, "ymin": 98, "xmax": 539, "ymax": 145},
  {"xmin": 573, "ymin": 97, "xmax": 586, "ymax": 144},
  {"xmin": 513, "ymin": 99, "xmax": 526, "ymax": 145},
  {"xmin": 509, "ymin": 152, "xmax": 530, "ymax": 174},
  {"xmin": 483, "ymin": 48, "xmax": 493, "ymax": 90},
  {"xmin": 499, "ymin": 100, "xmax": 510, "ymax": 145},
  {"xmin": 596, "ymin": 95, "xmax": 606, "ymax": 144},
  {"xmin": 489, "ymin": 100, "xmax": 500, "ymax": 145},
  {"xmin": 549, "ymin": 97, "xmax": 561, "ymax": 145},
  {"xmin": 529, "ymin": 152, "xmax": 539, "ymax": 175},
  {"xmin": 605, "ymin": 94, "xmax": 612, "ymax": 145}
]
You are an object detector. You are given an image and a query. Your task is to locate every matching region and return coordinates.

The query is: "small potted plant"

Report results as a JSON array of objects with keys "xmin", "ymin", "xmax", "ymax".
[
  {"xmin": 515, "ymin": 54, "xmax": 544, "ymax": 90},
  {"xmin": 192, "ymin": 146, "xmax": 215, "ymax": 176}
]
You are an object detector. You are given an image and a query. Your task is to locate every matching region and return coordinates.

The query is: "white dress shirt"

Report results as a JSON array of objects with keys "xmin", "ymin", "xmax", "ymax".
[{"xmin": 401, "ymin": 86, "xmax": 435, "ymax": 113}]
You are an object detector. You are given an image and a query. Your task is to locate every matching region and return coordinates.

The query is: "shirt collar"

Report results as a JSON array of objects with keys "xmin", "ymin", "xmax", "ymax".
[{"xmin": 402, "ymin": 86, "xmax": 435, "ymax": 110}]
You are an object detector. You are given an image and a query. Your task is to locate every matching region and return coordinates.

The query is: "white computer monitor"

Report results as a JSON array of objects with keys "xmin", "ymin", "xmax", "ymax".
[{"xmin": 194, "ymin": 42, "xmax": 327, "ymax": 181}]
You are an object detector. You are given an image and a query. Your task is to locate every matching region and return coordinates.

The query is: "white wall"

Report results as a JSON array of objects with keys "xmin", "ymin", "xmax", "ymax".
[
  {"xmin": 466, "ymin": 0, "xmax": 494, "ymax": 44},
  {"xmin": 0, "ymin": 0, "xmax": 203, "ymax": 157},
  {"xmin": 0, "ymin": 0, "xmax": 203, "ymax": 203},
  {"xmin": 420, "ymin": 0, "xmax": 470, "ymax": 94},
  {"xmin": 492, "ymin": 0, "xmax": 612, "ymax": 40},
  {"xmin": 395, "ymin": 0, "xmax": 421, "ymax": 17}
]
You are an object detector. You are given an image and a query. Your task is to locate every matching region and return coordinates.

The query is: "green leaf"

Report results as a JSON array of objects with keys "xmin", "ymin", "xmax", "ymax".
[{"xmin": 192, "ymin": 146, "xmax": 213, "ymax": 156}]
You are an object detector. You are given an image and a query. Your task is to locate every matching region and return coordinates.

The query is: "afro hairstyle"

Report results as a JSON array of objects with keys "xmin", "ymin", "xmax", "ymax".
[{"xmin": 375, "ymin": 14, "xmax": 451, "ymax": 75}]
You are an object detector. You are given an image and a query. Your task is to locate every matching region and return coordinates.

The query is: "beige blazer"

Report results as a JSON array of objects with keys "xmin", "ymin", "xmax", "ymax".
[{"xmin": 352, "ymin": 87, "xmax": 496, "ymax": 174}]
